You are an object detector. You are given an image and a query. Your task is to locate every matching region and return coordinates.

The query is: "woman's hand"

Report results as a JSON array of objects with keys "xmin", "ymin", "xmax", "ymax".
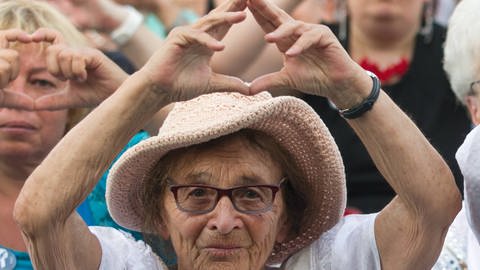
[
  {"xmin": 31, "ymin": 28, "xmax": 128, "ymax": 110},
  {"xmin": 0, "ymin": 29, "xmax": 35, "ymax": 110},
  {"xmin": 248, "ymin": 0, "xmax": 371, "ymax": 109},
  {"xmin": 138, "ymin": 0, "xmax": 250, "ymax": 103}
]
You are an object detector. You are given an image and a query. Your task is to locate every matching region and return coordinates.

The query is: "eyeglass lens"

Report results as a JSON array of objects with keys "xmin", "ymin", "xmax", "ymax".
[{"xmin": 174, "ymin": 185, "xmax": 275, "ymax": 213}]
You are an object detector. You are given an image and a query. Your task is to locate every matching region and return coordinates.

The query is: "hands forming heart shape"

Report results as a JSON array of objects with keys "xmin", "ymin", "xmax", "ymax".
[
  {"xmin": 1, "ymin": 0, "xmax": 371, "ymax": 112},
  {"xmin": 0, "ymin": 27, "xmax": 128, "ymax": 111}
]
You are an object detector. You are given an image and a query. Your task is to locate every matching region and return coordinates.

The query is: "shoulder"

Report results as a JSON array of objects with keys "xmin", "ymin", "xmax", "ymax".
[{"xmin": 90, "ymin": 226, "xmax": 167, "ymax": 270}]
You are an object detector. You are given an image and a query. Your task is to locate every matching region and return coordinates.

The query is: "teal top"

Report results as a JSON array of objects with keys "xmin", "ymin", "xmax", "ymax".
[
  {"xmin": 145, "ymin": 13, "xmax": 167, "ymax": 38},
  {"xmin": 144, "ymin": 9, "xmax": 199, "ymax": 38},
  {"xmin": 0, "ymin": 131, "xmax": 149, "ymax": 270}
]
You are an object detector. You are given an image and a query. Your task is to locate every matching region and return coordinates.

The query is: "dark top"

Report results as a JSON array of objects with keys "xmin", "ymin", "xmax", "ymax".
[
  {"xmin": 302, "ymin": 23, "xmax": 471, "ymax": 213},
  {"xmin": 103, "ymin": 51, "xmax": 136, "ymax": 74}
]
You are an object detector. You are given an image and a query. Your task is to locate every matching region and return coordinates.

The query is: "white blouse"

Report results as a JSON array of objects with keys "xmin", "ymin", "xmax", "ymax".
[
  {"xmin": 91, "ymin": 214, "xmax": 380, "ymax": 269},
  {"xmin": 432, "ymin": 125, "xmax": 480, "ymax": 269},
  {"xmin": 91, "ymin": 226, "xmax": 167, "ymax": 270}
]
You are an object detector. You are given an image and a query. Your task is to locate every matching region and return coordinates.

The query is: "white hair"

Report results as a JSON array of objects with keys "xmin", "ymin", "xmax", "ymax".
[{"xmin": 444, "ymin": 0, "xmax": 480, "ymax": 105}]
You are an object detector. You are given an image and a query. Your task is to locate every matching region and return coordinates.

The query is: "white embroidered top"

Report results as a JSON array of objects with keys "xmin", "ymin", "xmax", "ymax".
[
  {"xmin": 432, "ymin": 125, "xmax": 480, "ymax": 270},
  {"xmin": 91, "ymin": 214, "xmax": 380, "ymax": 269}
]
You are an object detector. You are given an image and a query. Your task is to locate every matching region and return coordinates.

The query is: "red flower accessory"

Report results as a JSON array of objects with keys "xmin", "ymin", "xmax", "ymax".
[{"xmin": 359, "ymin": 58, "xmax": 410, "ymax": 84}]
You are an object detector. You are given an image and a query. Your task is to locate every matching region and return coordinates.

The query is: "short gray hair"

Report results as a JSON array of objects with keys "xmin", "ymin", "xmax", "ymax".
[{"xmin": 444, "ymin": 0, "xmax": 480, "ymax": 104}]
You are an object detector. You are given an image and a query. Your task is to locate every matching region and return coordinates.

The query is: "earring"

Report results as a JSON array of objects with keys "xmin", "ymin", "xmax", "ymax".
[{"xmin": 420, "ymin": 1, "xmax": 434, "ymax": 44}]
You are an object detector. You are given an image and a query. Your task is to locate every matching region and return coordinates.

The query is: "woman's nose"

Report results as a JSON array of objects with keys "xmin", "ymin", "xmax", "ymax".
[{"xmin": 206, "ymin": 196, "xmax": 244, "ymax": 234}]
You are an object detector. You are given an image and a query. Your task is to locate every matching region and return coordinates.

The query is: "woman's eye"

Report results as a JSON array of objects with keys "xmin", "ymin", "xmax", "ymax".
[
  {"xmin": 243, "ymin": 189, "xmax": 261, "ymax": 199},
  {"xmin": 189, "ymin": 188, "xmax": 208, "ymax": 197},
  {"xmin": 31, "ymin": 79, "xmax": 56, "ymax": 89}
]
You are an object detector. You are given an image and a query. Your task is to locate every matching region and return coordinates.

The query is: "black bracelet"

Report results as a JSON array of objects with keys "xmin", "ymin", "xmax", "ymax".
[{"xmin": 339, "ymin": 71, "xmax": 381, "ymax": 119}]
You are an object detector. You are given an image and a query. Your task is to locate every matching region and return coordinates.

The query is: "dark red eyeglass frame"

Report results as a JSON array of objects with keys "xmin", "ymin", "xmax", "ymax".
[{"xmin": 168, "ymin": 177, "xmax": 286, "ymax": 215}]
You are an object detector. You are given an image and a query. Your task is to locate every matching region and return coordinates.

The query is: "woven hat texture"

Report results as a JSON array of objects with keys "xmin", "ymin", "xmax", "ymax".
[{"xmin": 106, "ymin": 91, "xmax": 346, "ymax": 264}]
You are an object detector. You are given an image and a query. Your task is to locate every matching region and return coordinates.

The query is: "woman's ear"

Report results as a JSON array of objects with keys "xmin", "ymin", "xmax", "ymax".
[
  {"xmin": 466, "ymin": 95, "xmax": 480, "ymax": 125},
  {"xmin": 156, "ymin": 219, "xmax": 171, "ymax": 240}
]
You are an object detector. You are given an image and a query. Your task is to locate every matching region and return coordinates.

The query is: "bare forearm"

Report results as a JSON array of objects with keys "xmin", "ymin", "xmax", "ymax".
[
  {"xmin": 240, "ymin": 44, "xmax": 283, "ymax": 81},
  {"xmin": 346, "ymin": 91, "xmax": 461, "ymax": 219},
  {"xmin": 119, "ymin": 26, "xmax": 164, "ymax": 69},
  {"xmin": 342, "ymin": 91, "xmax": 461, "ymax": 268},
  {"xmin": 212, "ymin": 0, "xmax": 300, "ymax": 76}
]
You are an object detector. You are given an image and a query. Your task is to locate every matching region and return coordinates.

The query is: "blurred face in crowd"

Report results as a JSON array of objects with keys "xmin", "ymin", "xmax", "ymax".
[
  {"xmin": 114, "ymin": 0, "xmax": 159, "ymax": 11},
  {"xmin": 0, "ymin": 43, "xmax": 68, "ymax": 162},
  {"xmin": 158, "ymin": 135, "xmax": 289, "ymax": 270},
  {"xmin": 44, "ymin": 0, "xmax": 91, "ymax": 30},
  {"xmin": 347, "ymin": 0, "xmax": 429, "ymax": 39}
]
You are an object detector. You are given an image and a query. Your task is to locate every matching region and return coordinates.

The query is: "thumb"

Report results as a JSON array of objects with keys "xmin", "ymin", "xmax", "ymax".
[
  {"xmin": 34, "ymin": 92, "xmax": 78, "ymax": 110},
  {"xmin": 249, "ymin": 72, "xmax": 292, "ymax": 95},
  {"xmin": 1, "ymin": 91, "xmax": 34, "ymax": 110},
  {"xmin": 208, "ymin": 73, "xmax": 251, "ymax": 95}
]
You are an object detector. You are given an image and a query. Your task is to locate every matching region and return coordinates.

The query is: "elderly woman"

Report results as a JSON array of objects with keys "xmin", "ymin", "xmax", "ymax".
[
  {"xmin": 432, "ymin": 0, "xmax": 480, "ymax": 268},
  {"xmin": 14, "ymin": 0, "xmax": 460, "ymax": 269}
]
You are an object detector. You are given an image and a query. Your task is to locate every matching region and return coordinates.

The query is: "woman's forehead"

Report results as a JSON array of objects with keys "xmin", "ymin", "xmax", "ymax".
[
  {"xmin": 172, "ymin": 171, "xmax": 278, "ymax": 186},
  {"xmin": 167, "ymin": 136, "xmax": 284, "ymax": 185}
]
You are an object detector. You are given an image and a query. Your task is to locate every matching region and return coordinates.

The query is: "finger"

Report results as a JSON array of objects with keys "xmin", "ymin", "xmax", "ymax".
[
  {"xmin": 58, "ymin": 49, "xmax": 75, "ymax": 80},
  {"xmin": 179, "ymin": 29, "xmax": 225, "ymax": 52},
  {"xmin": 264, "ymin": 20, "xmax": 305, "ymax": 42},
  {"xmin": 46, "ymin": 45, "xmax": 66, "ymax": 81},
  {"xmin": 71, "ymin": 52, "xmax": 88, "ymax": 82},
  {"xmin": 248, "ymin": 2, "xmax": 276, "ymax": 33},
  {"xmin": 285, "ymin": 27, "xmax": 319, "ymax": 56},
  {"xmin": 247, "ymin": 0, "xmax": 291, "ymax": 30},
  {"xmin": 71, "ymin": 50, "xmax": 87, "ymax": 81},
  {"xmin": 0, "ymin": 29, "xmax": 32, "ymax": 47},
  {"xmin": 263, "ymin": 20, "xmax": 307, "ymax": 53},
  {"xmin": 34, "ymin": 92, "xmax": 78, "ymax": 110},
  {"xmin": 208, "ymin": 73, "xmax": 251, "ymax": 95},
  {"xmin": 195, "ymin": 11, "xmax": 247, "ymax": 41},
  {"xmin": 212, "ymin": 0, "xmax": 247, "ymax": 13},
  {"xmin": 1, "ymin": 90, "xmax": 35, "ymax": 110},
  {"xmin": 30, "ymin": 28, "xmax": 65, "ymax": 44},
  {"xmin": 0, "ymin": 49, "xmax": 19, "ymax": 87},
  {"xmin": 249, "ymin": 71, "xmax": 292, "ymax": 94}
]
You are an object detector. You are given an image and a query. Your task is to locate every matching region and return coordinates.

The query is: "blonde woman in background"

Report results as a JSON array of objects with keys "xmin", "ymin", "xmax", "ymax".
[{"xmin": 0, "ymin": 1, "xmax": 157, "ymax": 269}]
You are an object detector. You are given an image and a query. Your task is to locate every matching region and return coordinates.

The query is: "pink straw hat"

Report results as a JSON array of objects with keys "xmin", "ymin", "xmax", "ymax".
[{"xmin": 106, "ymin": 91, "xmax": 346, "ymax": 264}]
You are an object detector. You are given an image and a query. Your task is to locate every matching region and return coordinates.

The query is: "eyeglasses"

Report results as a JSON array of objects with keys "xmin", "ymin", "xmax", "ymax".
[
  {"xmin": 469, "ymin": 80, "xmax": 480, "ymax": 96},
  {"xmin": 168, "ymin": 178, "xmax": 286, "ymax": 215}
]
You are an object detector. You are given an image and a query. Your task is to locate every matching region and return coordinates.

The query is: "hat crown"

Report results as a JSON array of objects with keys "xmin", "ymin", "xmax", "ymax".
[{"xmin": 159, "ymin": 92, "xmax": 272, "ymax": 137}]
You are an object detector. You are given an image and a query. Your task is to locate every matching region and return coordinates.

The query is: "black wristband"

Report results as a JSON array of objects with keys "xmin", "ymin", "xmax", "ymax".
[{"xmin": 339, "ymin": 71, "xmax": 381, "ymax": 119}]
